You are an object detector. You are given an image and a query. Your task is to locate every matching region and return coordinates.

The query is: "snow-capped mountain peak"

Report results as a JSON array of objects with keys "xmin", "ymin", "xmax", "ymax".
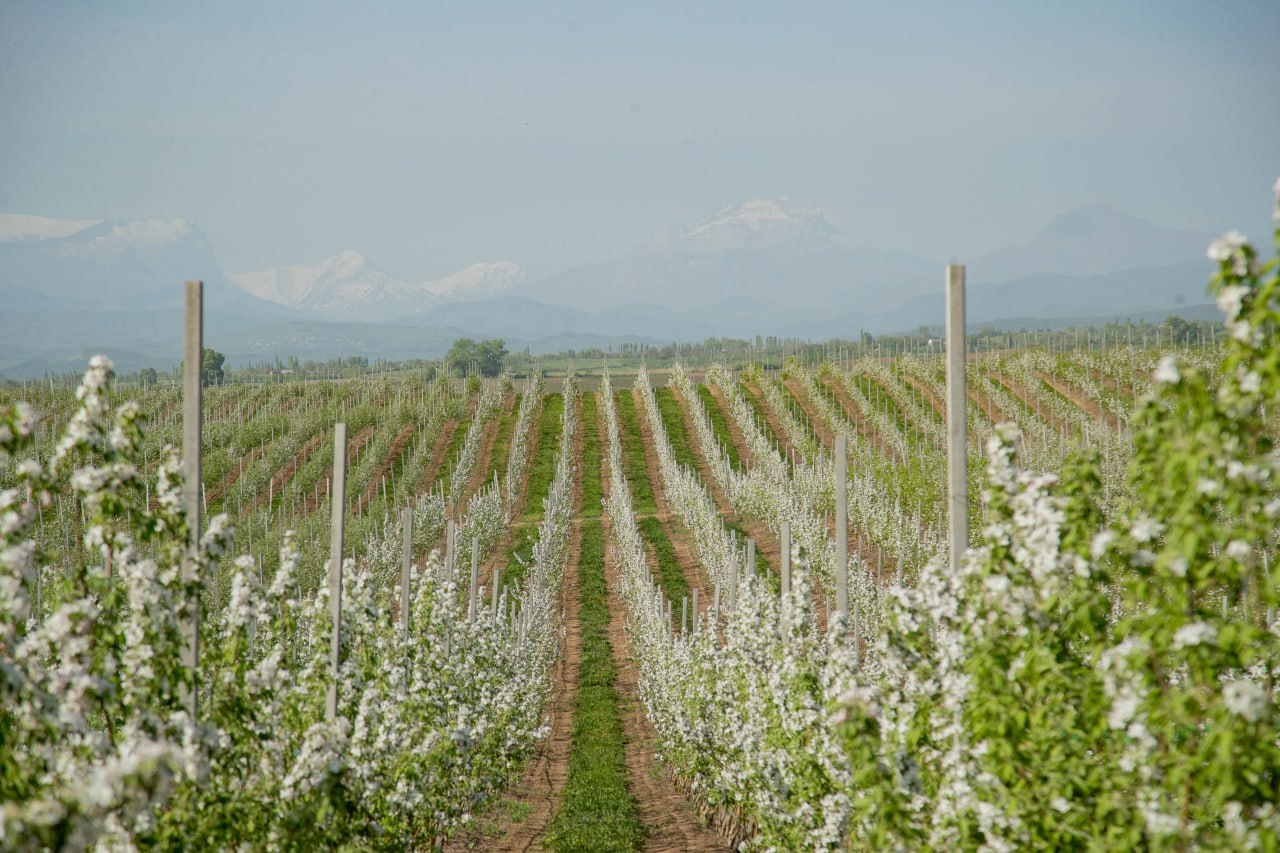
[
  {"xmin": 679, "ymin": 196, "xmax": 848, "ymax": 252},
  {"xmin": 83, "ymin": 218, "xmax": 193, "ymax": 250},
  {"xmin": 0, "ymin": 214, "xmax": 102, "ymax": 243},
  {"xmin": 231, "ymin": 250, "xmax": 425, "ymax": 319},
  {"xmin": 422, "ymin": 260, "xmax": 525, "ymax": 301},
  {"xmin": 231, "ymin": 253, "xmax": 527, "ymax": 321}
]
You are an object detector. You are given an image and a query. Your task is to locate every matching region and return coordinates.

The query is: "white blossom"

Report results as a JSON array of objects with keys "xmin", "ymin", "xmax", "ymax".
[
  {"xmin": 1153, "ymin": 355, "xmax": 1180, "ymax": 385},
  {"xmin": 1225, "ymin": 540, "xmax": 1252, "ymax": 562},
  {"xmin": 1216, "ymin": 284, "xmax": 1249, "ymax": 320},
  {"xmin": 1172, "ymin": 621, "xmax": 1216, "ymax": 649},
  {"xmin": 1130, "ymin": 515, "xmax": 1162, "ymax": 544},
  {"xmin": 1222, "ymin": 680, "xmax": 1267, "ymax": 723}
]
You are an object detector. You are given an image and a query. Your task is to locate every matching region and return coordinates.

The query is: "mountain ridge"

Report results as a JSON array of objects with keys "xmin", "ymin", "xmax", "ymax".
[{"xmin": 0, "ymin": 199, "xmax": 1227, "ymax": 378}]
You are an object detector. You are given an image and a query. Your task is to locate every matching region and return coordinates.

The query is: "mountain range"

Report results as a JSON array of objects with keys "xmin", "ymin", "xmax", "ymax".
[{"xmin": 0, "ymin": 198, "xmax": 1220, "ymax": 378}]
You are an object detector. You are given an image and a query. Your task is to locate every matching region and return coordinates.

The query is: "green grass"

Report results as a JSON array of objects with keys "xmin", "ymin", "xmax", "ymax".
[
  {"xmin": 503, "ymin": 392, "xmax": 564, "ymax": 588},
  {"xmin": 696, "ymin": 384, "xmax": 742, "ymax": 469},
  {"xmin": 638, "ymin": 517, "xmax": 691, "ymax": 618},
  {"xmin": 723, "ymin": 519, "xmax": 780, "ymax": 593},
  {"xmin": 546, "ymin": 521, "xmax": 644, "ymax": 853},
  {"xmin": 521, "ymin": 393, "xmax": 564, "ymax": 522},
  {"xmin": 485, "ymin": 392, "xmax": 521, "ymax": 483},
  {"xmin": 435, "ymin": 413, "xmax": 473, "ymax": 497},
  {"xmin": 854, "ymin": 374, "xmax": 929, "ymax": 449},
  {"xmin": 581, "ymin": 393, "xmax": 602, "ymax": 519},
  {"xmin": 653, "ymin": 387, "xmax": 699, "ymax": 471},
  {"xmin": 738, "ymin": 382, "xmax": 780, "ymax": 449},
  {"xmin": 612, "ymin": 390, "xmax": 657, "ymax": 516}
]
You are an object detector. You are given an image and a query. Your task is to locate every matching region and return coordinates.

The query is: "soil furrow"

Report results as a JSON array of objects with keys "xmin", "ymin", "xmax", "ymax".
[
  {"xmin": 674, "ymin": 384, "xmax": 784, "ymax": 577},
  {"xmin": 989, "ymin": 373, "xmax": 1076, "ymax": 436},
  {"xmin": 447, "ymin": 397, "xmax": 582, "ymax": 852},
  {"xmin": 416, "ymin": 418, "xmax": 461, "ymax": 499},
  {"xmin": 601, "ymin": 429, "xmax": 731, "ymax": 853},
  {"xmin": 782, "ymin": 378, "xmax": 836, "ymax": 452},
  {"xmin": 205, "ymin": 444, "xmax": 266, "ymax": 506},
  {"xmin": 1034, "ymin": 370, "xmax": 1124, "ymax": 432},
  {"xmin": 631, "ymin": 389, "xmax": 712, "ymax": 615},
  {"xmin": 353, "ymin": 420, "xmax": 417, "ymax": 516},
  {"xmin": 742, "ymin": 381, "xmax": 800, "ymax": 463},
  {"xmin": 820, "ymin": 374, "xmax": 895, "ymax": 461}
]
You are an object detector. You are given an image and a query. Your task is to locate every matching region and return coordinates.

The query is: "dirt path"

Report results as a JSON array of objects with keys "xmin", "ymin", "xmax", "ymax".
[
  {"xmin": 898, "ymin": 372, "xmax": 1008, "ymax": 433},
  {"xmin": 430, "ymin": 396, "xmax": 511, "ymax": 557},
  {"xmin": 783, "ymin": 378, "xmax": 835, "ymax": 452},
  {"xmin": 728, "ymin": 383, "xmax": 829, "ymax": 628},
  {"xmin": 989, "ymin": 373, "xmax": 1077, "ymax": 437},
  {"xmin": 741, "ymin": 381, "xmax": 800, "ymax": 463},
  {"xmin": 416, "ymin": 418, "xmax": 461, "ymax": 498},
  {"xmin": 676, "ymin": 385, "xmax": 784, "ymax": 574},
  {"xmin": 1034, "ymin": 370, "xmax": 1124, "ymax": 432},
  {"xmin": 821, "ymin": 374, "xmax": 896, "ymax": 462},
  {"xmin": 704, "ymin": 383, "xmax": 758, "ymax": 468},
  {"xmin": 456, "ymin": 393, "xmax": 514, "ymax": 510},
  {"xmin": 632, "ymin": 389, "xmax": 712, "ymax": 616},
  {"xmin": 602, "ymin": 434, "xmax": 732, "ymax": 853},
  {"xmin": 246, "ymin": 429, "xmax": 330, "ymax": 515},
  {"xmin": 205, "ymin": 444, "xmax": 265, "ymax": 506},
  {"xmin": 447, "ymin": 397, "xmax": 581, "ymax": 853},
  {"xmin": 478, "ymin": 394, "xmax": 546, "ymax": 590},
  {"xmin": 353, "ymin": 420, "xmax": 417, "ymax": 516}
]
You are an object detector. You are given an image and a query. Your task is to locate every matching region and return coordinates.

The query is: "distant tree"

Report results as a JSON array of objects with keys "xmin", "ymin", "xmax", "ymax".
[
  {"xmin": 446, "ymin": 338, "xmax": 507, "ymax": 377},
  {"xmin": 1163, "ymin": 315, "xmax": 1191, "ymax": 345},
  {"xmin": 445, "ymin": 338, "xmax": 478, "ymax": 375},
  {"xmin": 139, "ymin": 367, "xmax": 158, "ymax": 387},
  {"xmin": 202, "ymin": 348, "xmax": 226, "ymax": 386},
  {"xmin": 475, "ymin": 339, "xmax": 508, "ymax": 377}
]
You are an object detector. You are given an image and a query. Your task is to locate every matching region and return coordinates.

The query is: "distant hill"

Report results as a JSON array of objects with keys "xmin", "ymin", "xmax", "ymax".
[
  {"xmin": 231, "ymin": 253, "xmax": 525, "ymax": 322},
  {"xmin": 0, "ymin": 216, "xmax": 272, "ymax": 315},
  {"xmin": 816, "ymin": 259, "xmax": 1216, "ymax": 337},
  {"xmin": 520, "ymin": 197, "xmax": 939, "ymax": 314},
  {"xmin": 0, "ymin": 199, "xmax": 1228, "ymax": 378},
  {"xmin": 967, "ymin": 203, "xmax": 1214, "ymax": 283}
]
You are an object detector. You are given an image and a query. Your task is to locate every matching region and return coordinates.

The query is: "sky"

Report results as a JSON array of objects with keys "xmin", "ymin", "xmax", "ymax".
[{"xmin": 1, "ymin": 0, "xmax": 1277, "ymax": 281}]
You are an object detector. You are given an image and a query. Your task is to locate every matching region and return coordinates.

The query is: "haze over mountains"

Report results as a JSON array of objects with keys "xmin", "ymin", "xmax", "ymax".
[{"xmin": 0, "ymin": 198, "xmax": 1219, "ymax": 378}]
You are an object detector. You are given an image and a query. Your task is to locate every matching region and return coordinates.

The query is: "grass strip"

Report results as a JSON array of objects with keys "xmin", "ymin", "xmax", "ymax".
[
  {"xmin": 503, "ymin": 393, "xmax": 564, "ymax": 588},
  {"xmin": 485, "ymin": 392, "xmax": 521, "ymax": 483},
  {"xmin": 435, "ymin": 415, "xmax": 472, "ymax": 498},
  {"xmin": 521, "ymin": 393, "xmax": 565, "ymax": 522},
  {"xmin": 696, "ymin": 385, "xmax": 742, "ymax": 469},
  {"xmin": 653, "ymin": 387, "xmax": 699, "ymax": 471},
  {"xmin": 723, "ymin": 519, "xmax": 780, "ymax": 593},
  {"xmin": 612, "ymin": 390, "xmax": 657, "ymax": 516},
  {"xmin": 546, "ymin": 521, "xmax": 645, "ymax": 853},
  {"xmin": 739, "ymin": 382, "xmax": 780, "ymax": 450},
  {"xmin": 581, "ymin": 393, "xmax": 602, "ymax": 519},
  {"xmin": 638, "ymin": 517, "xmax": 691, "ymax": 616}
]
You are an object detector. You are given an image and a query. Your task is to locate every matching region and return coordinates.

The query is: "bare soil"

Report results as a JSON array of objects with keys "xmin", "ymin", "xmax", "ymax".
[
  {"xmin": 820, "ymin": 374, "xmax": 896, "ymax": 462},
  {"xmin": 353, "ymin": 420, "xmax": 417, "ymax": 516},
  {"xmin": 1034, "ymin": 370, "xmax": 1123, "ymax": 432},
  {"xmin": 446, "ymin": 396, "xmax": 582, "ymax": 852},
  {"xmin": 989, "ymin": 373, "xmax": 1077, "ymax": 437},
  {"xmin": 602, "ymin": 427, "xmax": 732, "ymax": 853}
]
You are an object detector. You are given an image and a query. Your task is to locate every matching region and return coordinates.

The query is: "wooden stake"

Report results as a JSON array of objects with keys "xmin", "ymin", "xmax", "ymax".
[
  {"xmin": 326, "ymin": 422, "xmax": 348, "ymax": 722},
  {"xmin": 946, "ymin": 264, "xmax": 968, "ymax": 572},
  {"xmin": 469, "ymin": 545, "xmax": 479, "ymax": 622},
  {"xmin": 835, "ymin": 434, "xmax": 848, "ymax": 622},
  {"xmin": 401, "ymin": 506, "xmax": 412, "ymax": 637},
  {"xmin": 181, "ymin": 280, "xmax": 202, "ymax": 717}
]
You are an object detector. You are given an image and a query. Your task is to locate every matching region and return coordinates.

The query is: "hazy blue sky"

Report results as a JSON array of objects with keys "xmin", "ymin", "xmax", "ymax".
[{"xmin": 2, "ymin": 0, "xmax": 1277, "ymax": 280}]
